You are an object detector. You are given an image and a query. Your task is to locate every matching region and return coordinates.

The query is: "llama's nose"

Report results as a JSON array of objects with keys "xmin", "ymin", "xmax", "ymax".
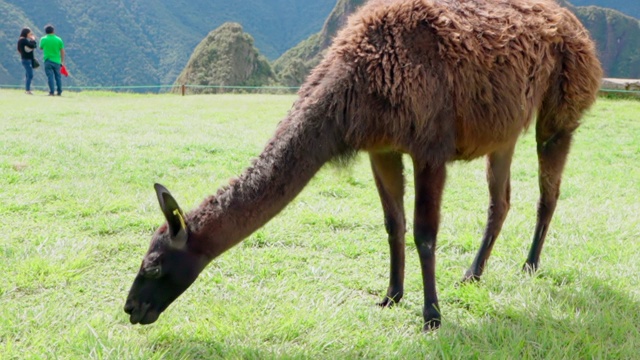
[{"xmin": 124, "ymin": 299, "xmax": 137, "ymax": 315}]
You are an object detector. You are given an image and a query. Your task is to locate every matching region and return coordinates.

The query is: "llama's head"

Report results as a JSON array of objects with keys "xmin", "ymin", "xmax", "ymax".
[{"xmin": 124, "ymin": 184, "xmax": 206, "ymax": 325}]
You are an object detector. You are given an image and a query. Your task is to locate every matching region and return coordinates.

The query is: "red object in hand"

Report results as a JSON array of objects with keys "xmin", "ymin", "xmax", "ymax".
[{"xmin": 61, "ymin": 65, "xmax": 69, "ymax": 77}]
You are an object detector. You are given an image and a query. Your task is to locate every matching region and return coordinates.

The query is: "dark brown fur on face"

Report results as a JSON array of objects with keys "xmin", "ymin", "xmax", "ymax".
[{"xmin": 125, "ymin": 0, "xmax": 601, "ymax": 331}]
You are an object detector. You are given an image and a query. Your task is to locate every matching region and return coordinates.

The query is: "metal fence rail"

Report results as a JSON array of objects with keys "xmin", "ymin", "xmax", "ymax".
[
  {"xmin": 2, "ymin": 83, "xmax": 639, "ymax": 97},
  {"xmin": 0, "ymin": 84, "xmax": 301, "ymax": 93}
]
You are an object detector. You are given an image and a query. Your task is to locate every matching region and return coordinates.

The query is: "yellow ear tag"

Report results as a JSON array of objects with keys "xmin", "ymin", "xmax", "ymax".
[{"xmin": 173, "ymin": 209, "xmax": 187, "ymax": 230}]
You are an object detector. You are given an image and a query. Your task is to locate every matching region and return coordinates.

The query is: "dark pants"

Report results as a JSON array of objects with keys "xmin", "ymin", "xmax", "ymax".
[
  {"xmin": 21, "ymin": 59, "xmax": 34, "ymax": 91},
  {"xmin": 44, "ymin": 60, "xmax": 62, "ymax": 95}
]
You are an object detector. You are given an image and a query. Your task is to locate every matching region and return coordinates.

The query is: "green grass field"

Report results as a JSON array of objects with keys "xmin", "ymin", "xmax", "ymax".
[{"xmin": 1, "ymin": 90, "xmax": 638, "ymax": 359}]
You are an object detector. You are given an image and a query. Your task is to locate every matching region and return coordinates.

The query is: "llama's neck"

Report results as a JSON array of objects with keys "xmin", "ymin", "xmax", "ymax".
[{"xmin": 188, "ymin": 104, "xmax": 347, "ymax": 259}]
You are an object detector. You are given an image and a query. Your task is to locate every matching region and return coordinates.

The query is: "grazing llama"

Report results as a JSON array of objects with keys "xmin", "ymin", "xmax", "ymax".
[{"xmin": 125, "ymin": 0, "xmax": 601, "ymax": 330}]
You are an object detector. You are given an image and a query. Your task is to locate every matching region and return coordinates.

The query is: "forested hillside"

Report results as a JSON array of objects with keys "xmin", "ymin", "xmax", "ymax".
[
  {"xmin": 569, "ymin": 0, "xmax": 639, "ymax": 19},
  {"xmin": 273, "ymin": 0, "xmax": 367, "ymax": 87},
  {"xmin": 564, "ymin": 1, "xmax": 640, "ymax": 78},
  {"xmin": 0, "ymin": 0, "xmax": 334, "ymax": 88}
]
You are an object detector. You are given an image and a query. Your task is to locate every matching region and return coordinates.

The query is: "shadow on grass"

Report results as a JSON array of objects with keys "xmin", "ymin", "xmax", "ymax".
[
  {"xmin": 149, "ymin": 334, "xmax": 303, "ymax": 359},
  {"xmin": 442, "ymin": 274, "xmax": 640, "ymax": 358},
  {"xmin": 143, "ymin": 273, "xmax": 639, "ymax": 358}
]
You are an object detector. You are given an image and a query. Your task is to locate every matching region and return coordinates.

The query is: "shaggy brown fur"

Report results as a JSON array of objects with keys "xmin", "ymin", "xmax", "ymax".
[
  {"xmin": 125, "ymin": 0, "xmax": 602, "ymax": 331},
  {"xmin": 299, "ymin": 0, "xmax": 601, "ymax": 164}
]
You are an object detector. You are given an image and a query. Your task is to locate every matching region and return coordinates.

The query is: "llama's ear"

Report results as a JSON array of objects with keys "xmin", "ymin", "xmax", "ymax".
[{"xmin": 154, "ymin": 183, "xmax": 188, "ymax": 248}]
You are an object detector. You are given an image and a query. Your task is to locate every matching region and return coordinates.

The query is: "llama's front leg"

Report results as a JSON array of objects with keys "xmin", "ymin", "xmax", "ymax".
[
  {"xmin": 525, "ymin": 129, "xmax": 574, "ymax": 272},
  {"xmin": 370, "ymin": 152, "xmax": 406, "ymax": 307},
  {"xmin": 413, "ymin": 161, "xmax": 446, "ymax": 330},
  {"xmin": 463, "ymin": 143, "xmax": 515, "ymax": 282}
]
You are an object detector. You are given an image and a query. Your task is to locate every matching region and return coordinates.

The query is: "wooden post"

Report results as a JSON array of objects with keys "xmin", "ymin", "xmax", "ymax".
[{"xmin": 181, "ymin": 84, "xmax": 186, "ymax": 96}]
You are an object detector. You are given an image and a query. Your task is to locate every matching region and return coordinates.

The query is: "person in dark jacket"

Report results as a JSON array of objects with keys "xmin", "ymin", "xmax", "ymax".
[{"xmin": 17, "ymin": 27, "xmax": 37, "ymax": 95}]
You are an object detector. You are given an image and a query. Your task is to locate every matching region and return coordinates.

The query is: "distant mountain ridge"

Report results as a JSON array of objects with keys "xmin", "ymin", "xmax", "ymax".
[
  {"xmin": 562, "ymin": 0, "xmax": 640, "ymax": 78},
  {"xmin": 568, "ymin": 0, "xmax": 639, "ymax": 19},
  {"xmin": 273, "ymin": 0, "xmax": 367, "ymax": 87}
]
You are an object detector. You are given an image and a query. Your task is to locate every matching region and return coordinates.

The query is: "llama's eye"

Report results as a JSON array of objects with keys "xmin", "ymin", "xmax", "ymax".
[{"xmin": 143, "ymin": 266, "xmax": 162, "ymax": 279}]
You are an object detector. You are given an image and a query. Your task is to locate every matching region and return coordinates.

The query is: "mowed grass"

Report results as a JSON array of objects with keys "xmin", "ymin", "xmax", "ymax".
[{"xmin": 0, "ymin": 89, "xmax": 638, "ymax": 359}]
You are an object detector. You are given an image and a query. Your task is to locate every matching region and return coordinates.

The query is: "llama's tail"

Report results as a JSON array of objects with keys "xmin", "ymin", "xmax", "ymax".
[{"xmin": 543, "ymin": 9, "xmax": 603, "ymax": 131}]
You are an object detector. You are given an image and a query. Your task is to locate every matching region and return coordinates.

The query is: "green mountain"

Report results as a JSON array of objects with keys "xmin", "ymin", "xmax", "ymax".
[
  {"xmin": 562, "ymin": 1, "xmax": 640, "ymax": 78},
  {"xmin": 569, "ymin": 0, "xmax": 640, "ymax": 19},
  {"xmin": 173, "ymin": 23, "xmax": 274, "ymax": 94},
  {"xmin": 273, "ymin": 0, "xmax": 367, "ymax": 87},
  {"xmin": 0, "ymin": 0, "xmax": 334, "ymax": 88}
]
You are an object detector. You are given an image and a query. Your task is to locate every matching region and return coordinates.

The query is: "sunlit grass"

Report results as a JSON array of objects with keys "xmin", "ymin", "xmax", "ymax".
[{"xmin": 1, "ymin": 90, "xmax": 639, "ymax": 358}]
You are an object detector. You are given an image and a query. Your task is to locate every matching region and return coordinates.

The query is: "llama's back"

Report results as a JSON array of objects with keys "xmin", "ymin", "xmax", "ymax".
[{"xmin": 298, "ymin": 0, "xmax": 601, "ymax": 163}]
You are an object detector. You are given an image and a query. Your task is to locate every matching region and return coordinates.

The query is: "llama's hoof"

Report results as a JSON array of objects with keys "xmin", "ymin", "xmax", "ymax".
[
  {"xmin": 378, "ymin": 297, "xmax": 395, "ymax": 308},
  {"xmin": 460, "ymin": 269, "xmax": 481, "ymax": 284},
  {"xmin": 422, "ymin": 306, "xmax": 441, "ymax": 331},
  {"xmin": 423, "ymin": 317, "xmax": 441, "ymax": 332},
  {"xmin": 522, "ymin": 262, "xmax": 538, "ymax": 275},
  {"xmin": 377, "ymin": 293, "xmax": 402, "ymax": 308}
]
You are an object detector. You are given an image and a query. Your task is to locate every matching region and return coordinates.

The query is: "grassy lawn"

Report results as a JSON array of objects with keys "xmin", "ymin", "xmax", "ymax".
[{"xmin": 0, "ymin": 89, "xmax": 638, "ymax": 359}]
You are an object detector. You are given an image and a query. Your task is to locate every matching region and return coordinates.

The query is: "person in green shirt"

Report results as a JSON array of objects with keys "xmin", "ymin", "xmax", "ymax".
[{"xmin": 39, "ymin": 24, "xmax": 65, "ymax": 96}]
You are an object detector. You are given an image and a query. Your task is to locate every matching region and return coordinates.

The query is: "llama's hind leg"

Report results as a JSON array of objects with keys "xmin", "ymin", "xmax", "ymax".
[
  {"xmin": 413, "ymin": 161, "xmax": 447, "ymax": 330},
  {"xmin": 370, "ymin": 151, "xmax": 406, "ymax": 307},
  {"xmin": 462, "ymin": 143, "xmax": 516, "ymax": 282},
  {"xmin": 524, "ymin": 123, "xmax": 576, "ymax": 272}
]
